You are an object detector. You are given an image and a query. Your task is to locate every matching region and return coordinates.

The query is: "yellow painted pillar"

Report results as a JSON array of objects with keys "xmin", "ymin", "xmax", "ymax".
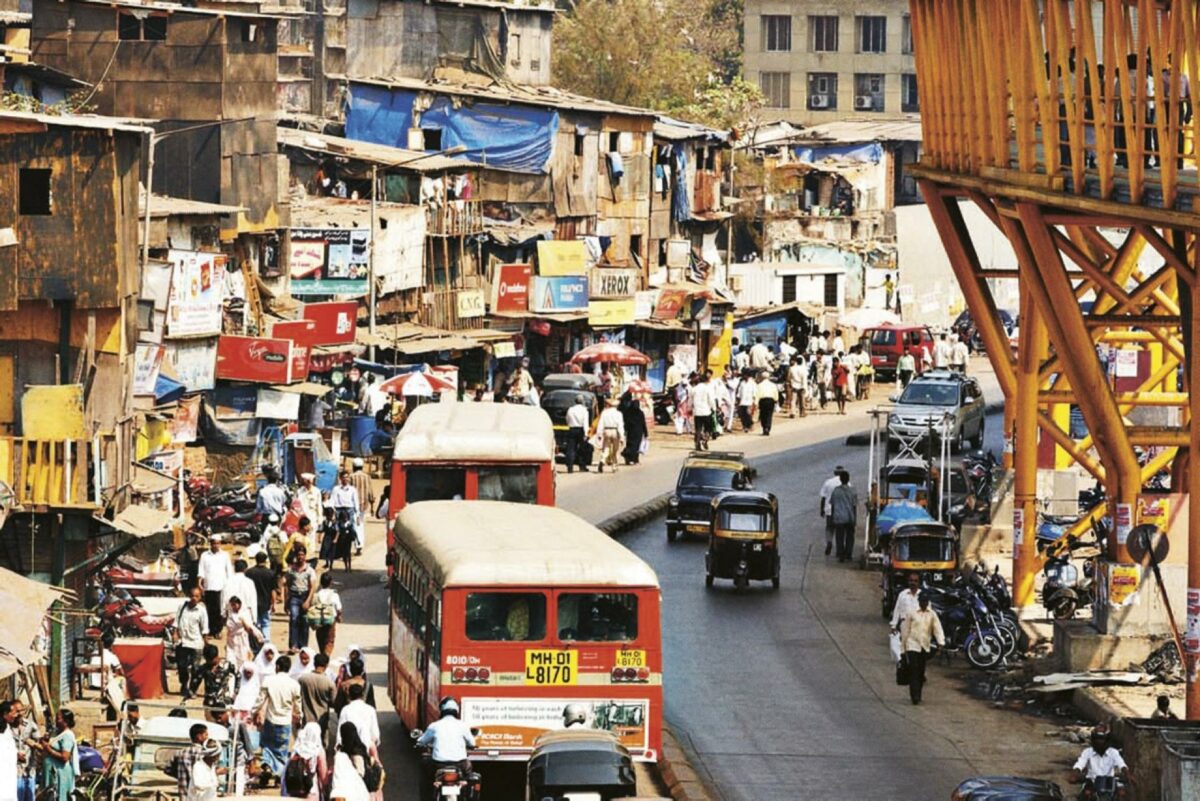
[
  {"xmin": 1013, "ymin": 281, "xmax": 1043, "ymax": 611},
  {"xmin": 1053, "ymin": 402, "xmax": 1073, "ymax": 470}
]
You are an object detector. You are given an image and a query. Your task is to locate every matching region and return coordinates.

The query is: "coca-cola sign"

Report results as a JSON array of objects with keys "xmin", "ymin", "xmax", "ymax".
[
  {"xmin": 216, "ymin": 335, "xmax": 294, "ymax": 384},
  {"xmin": 493, "ymin": 264, "xmax": 533, "ymax": 313}
]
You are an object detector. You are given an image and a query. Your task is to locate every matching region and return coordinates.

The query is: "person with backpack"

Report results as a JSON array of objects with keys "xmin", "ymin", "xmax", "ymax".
[
  {"xmin": 284, "ymin": 723, "xmax": 327, "ymax": 800},
  {"xmin": 332, "ymin": 722, "xmax": 382, "ymax": 801}
]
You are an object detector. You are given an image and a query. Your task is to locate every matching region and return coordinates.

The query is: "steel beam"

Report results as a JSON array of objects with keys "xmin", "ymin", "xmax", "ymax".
[{"xmin": 1013, "ymin": 279, "xmax": 1043, "ymax": 610}]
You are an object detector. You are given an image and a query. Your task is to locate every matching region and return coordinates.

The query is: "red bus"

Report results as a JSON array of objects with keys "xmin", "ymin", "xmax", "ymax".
[
  {"xmin": 385, "ymin": 403, "xmax": 555, "ymax": 551},
  {"xmin": 388, "ymin": 501, "xmax": 663, "ymax": 762}
]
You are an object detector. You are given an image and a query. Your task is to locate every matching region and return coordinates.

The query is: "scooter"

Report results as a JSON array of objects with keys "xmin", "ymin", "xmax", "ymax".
[{"xmin": 1042, "ymin": 553, "xmax": 1097, "ymax": 619}]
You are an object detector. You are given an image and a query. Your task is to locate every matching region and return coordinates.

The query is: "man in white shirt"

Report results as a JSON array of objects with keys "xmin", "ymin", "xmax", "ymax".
[
  {"xmin": 818, "ymin": 467, "xmax": 844, "ymax": 557},
  {"xmin": 335, "ymin": 684, "xmax": 380, "ymax": 749},
  {"xmin": 736, "ymin": 373, "xmax": 756, "ymax": 432},
  {"xmin": 950, "ymin": 335, "xmax": 970, "ymax": 373},
  {"xmin": 295, "ymin": 473, "xmax": 323, "ymax": 535},
  {"xmin": 415, "ymin": 698, "xmax": 476, "ymax": 769},
  {"xmin": 222, "ymin": 559, "xmax": 258, "ymax": 624},
  {"xmin": 329, "ymin": 471, "xmax": 360, "ymax": 539},
  {"xmin": 754, "ymin": 372, "xmax": 780, "ymax": 435},
  {"xmin": 664, "ymin": 357, "xmax": 684, "ymax": 394},
  {"xmin": 933, "ymin": 333, "xmax": 952, "ymax": 370},
  {"xmin": 778, "ymin": 339, "xmax": 797, "ymax": 365},
  {"xmin": 175, "ymin": 586, "xmax": 209, "ymax": 699},
  {"xmin": 831, "ymin": 331, "xmax": 845, "ymax": 355},
  {"xmin": 889, "ymin": 573, "xmax": 922, "ymax": 633},
  {"xmin": 1071, "ymin": 728, "xmax": 1131, "ymax": 799},
  {"xmin": 734, "ymin": 346, "xmax": 750, "ymax": 373},
  {"xmin": 749, "ymin": 337, "xmax": 772, "ymax": 370},
  {"xmin": 564, "ymin": 394, "xmax": 591, "ymax": 473},
  {"xmin": 255, "ymin": 474, "xmax": 287, "ymax": 518},
  {"xmin": 787, "ymin": 358, "xmax": 808, "ymax": 417},
  {"xmin": 197, "ymin": 536, "xmax": 232, "ymax": 636},
  {"xmin": 255, "ymin": 654, "xmax": 302, "ymax": 776},
  {"xmin": 597, "ymin": 399, "xmax": 625, "ymax": 473},
  {"xmin": 690, "ymin": 373, "xmax": 715, "ymax": 451},
  {"xmin": 1, "ymin": 701, "xmax": 19, "ymax": 801}
]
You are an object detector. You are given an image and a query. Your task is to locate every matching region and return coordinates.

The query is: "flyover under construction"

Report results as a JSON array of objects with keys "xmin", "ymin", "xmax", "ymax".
[{"xmin": 909, "ymin": 0, "xmax": 1200, "ymax": 718}]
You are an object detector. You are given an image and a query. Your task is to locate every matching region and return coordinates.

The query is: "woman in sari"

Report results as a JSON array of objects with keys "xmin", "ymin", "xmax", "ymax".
[{"xmin": 37, "ymin": 709, "xmax": 77, "ymax": 801}]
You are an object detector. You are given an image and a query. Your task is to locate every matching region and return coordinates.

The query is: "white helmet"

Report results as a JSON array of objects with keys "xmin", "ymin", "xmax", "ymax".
[
  {"xmin": 562, "ymin": 703, "xmax": 588, "ymax": 728},
  {"xmin": 439, "ymin": 697, "xmax": 460, "ymax": 718}
]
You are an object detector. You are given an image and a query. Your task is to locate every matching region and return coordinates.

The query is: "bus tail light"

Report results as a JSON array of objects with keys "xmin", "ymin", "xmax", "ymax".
[
  {"xmin": 451, "ymin": 665, "xmax": 491, "ymax": 683},
  {"xmin": 611, "ymin": 665, "xmax": 651, "ymax": 683}
]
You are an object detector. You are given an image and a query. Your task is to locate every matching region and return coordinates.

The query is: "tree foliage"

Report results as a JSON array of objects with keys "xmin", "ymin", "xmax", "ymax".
[{"xmin": 553, "ymin": 0, "xmax": 752, "ymax": 129}]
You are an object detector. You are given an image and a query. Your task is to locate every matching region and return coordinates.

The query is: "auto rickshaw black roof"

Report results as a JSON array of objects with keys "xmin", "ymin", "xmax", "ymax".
[
  {"xmin": 710, "ymin": 490, "xmax": 777, "ymax": 510},
  {"xmin": 890, "ymin": 521, "xmax": 959, "ymax": 540},
  {"xmin": 527, "ymin": 731, "xmax": 635, "ymax": 788}
]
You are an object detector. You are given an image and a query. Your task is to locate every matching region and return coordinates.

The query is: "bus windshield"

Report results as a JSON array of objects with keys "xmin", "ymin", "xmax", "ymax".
[
  {"xmin": 406, "ymin": 467, "xmax": 466, "ymax": 503},
  {"xmin": 477, "ymin": 466, "xmax": 539, "ymax": 504}
]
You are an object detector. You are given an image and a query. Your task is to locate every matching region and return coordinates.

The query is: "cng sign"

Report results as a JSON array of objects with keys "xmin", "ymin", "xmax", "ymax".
[{"xmin": 493, "ymin": 264, "xmax": 532, "ymax": 313}]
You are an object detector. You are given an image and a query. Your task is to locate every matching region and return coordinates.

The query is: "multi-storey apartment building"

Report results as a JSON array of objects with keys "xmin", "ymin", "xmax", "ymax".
[{"xmin": 744, "ymin": 1, "xmax": 918, "ymax": 124}]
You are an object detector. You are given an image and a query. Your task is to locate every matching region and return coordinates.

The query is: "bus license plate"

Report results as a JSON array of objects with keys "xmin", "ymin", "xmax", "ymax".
[
  {"xmin": 524, "ymin": 649, "xmax": 578, "ymax": 685},
  {"xmin": 615, "ymin": 649, "xmax": 646, "ymax": 669}
]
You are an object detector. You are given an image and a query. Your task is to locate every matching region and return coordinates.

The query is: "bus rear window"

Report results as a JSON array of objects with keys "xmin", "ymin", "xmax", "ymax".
[
  {"xmin": 466, "ymin": 592, "xmax": 546, "ymax": 641},
  {"xmin": 406, "ymin": 468, "xmax": 466, "ymax": 503},
  {"xmin": 477, "ymin": 466, "xmax": 539, "ymax": 504},
  {"xmin": 557, "ymin": 593, "xmax": 638, "ymax": 642}
]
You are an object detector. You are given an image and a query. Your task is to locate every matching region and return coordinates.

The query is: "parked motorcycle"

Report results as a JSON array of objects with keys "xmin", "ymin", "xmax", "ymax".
[
  {"xmin": 653, "ymin": 392, "xmax": 675, "ymax": 426},
  {"xmin": 925, "ymin": 583, "xmax": 1007, "ymax": 669},
  {"xmin": 1042, "ymin": 553, "xmax": 1096, "ymax": 619},
  {"xmin": 87, "ymin": 587, "xmax": 176, "ymax": 641}
]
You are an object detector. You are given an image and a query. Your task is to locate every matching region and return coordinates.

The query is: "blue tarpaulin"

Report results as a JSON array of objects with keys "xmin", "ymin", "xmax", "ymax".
[
  {"xmin": 154, "ymin": 374, "xmax": 186, "ymax": 404},
  {"xmin": 346, "ymin": 83, "xmax": 559, "ymax": 174},
  {"xmin": 793, "ymin": 142, "xmax": 883, "ymax": 164},
  {"xmin": 671, "ymin": 145, "xmax": 689, "ymax": 222}
]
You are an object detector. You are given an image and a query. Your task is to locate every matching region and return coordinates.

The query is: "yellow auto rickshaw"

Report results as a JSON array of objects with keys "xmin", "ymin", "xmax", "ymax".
[
  {"xmin": 881, "ymin": 521, "xmax": 959, "ymax": 618},
  {"xmin": 705, "ymin": 491, "xmax": 780, "ymax": 592}
]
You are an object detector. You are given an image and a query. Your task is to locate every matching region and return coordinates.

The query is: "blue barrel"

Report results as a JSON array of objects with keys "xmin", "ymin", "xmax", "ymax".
[{"xmin": 348, "ymin": 415, "xmax": 378, "ymax": 457}]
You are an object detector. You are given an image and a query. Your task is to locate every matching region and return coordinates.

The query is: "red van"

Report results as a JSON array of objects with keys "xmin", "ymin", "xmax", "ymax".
[{"xmin": 866, "ymin": 323, "xmax": 934, "ymax": 379}]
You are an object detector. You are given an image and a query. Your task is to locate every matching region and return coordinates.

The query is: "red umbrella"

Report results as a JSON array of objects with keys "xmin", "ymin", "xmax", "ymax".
[
  {"xmin": 569, "ymin": 342, "xmax": 651, "ymax": 366},
  {"xmin": 378, "ymin": 370, "xmax": 457, "ymax": 397}
]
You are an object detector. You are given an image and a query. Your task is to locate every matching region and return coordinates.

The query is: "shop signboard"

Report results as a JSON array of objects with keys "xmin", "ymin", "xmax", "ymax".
[
  {"xmin": 271, "ymin": 319, "xmax": 319, "ymax": 348},
  {"xmin": 215, "ymin": 335, "xmax": 294, "ymax": 384},
  {"xmin": 653, "ymin": 289, "xmax": 689, "ymax": 320},
  {"xmin": 166, "ymin": 339, "xmax": 218, "ymax": 391},
  {"xmin": 256, "ymin": 388, "xmax": 301, "ymax": 420},
  {"xmin": 530, "ymin": 276, "xmax": 589, "ymax": 313},
  {"xmin": 493, "ymin": 264, "xmax": 533, "ymax": 313},
  {"xmin": 589, "ymin": 268, "xmax": 639, "ymax": 299},
  {"xmin": 588, "ymin": 299, "xmax": 636, "ymax": 327},
  {"xmin": 133, "ymin": 343, "xmax": 165, "ymax": 395},
  {"xmin": 301, "ymin": 301, "xmax": 359, "ymax": 345},
  {"xmin": 166, "ymin": 250, "xmax": 226, "ymax": 338},
  {"xmin": 634, "ymin": 290, "xmax": 659, "ymax": 320},
  {"xmin": 457, "ymin": 289, "xmax": 486, "ymax": 319},
  {"xmin": 536, "ymin": 240, "xmax": 587, "ymax": 276},
  {"xmin": 290, "ymin": 344, "xmax": 310, "ymax": 383},
  {"xmin": 289, "ymin": 229, "xmax": 370, "ymax": 296}
]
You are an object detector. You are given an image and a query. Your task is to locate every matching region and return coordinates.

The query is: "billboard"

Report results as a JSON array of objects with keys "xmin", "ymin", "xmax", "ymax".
[
  {"xmin": 530, "ymin": 276, "xmax": 589, "ymax": 313},
  {"xmin": 166, "ymin": 250, "xmax": 226, "ymax": 338},
  {"xmin": 289, "ymin": 228, "xmax": 370, "ymax": 296},
  {"xmin": 300, "ymin": 301, "xmax": 359, "ymax": 345},
  {"xmin": 461, "ymin": 696, "xmax": 650, "ymax": 752},
  {"xmin": 215, "ymin": 336, "xmax": 294, "ymax": 384},
  {"xmin": 493, "ymin": 264, "xmax": 533, "ymax": 313},
  {"xmin": 536, "ymin": 240, "xmax": 587, "ymax": 276}
]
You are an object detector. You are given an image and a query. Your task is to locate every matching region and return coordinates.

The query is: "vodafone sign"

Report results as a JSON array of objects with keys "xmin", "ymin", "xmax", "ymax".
[{"xmin": 493, "ymin": 264, "xmax": 533, "ymax": 313}]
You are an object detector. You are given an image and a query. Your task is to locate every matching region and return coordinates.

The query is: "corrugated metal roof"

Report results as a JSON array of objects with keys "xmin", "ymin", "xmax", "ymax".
[
  {"xmin": 288, "ymin": 195, "xmax": 419, "ymax": 228},
  {"xmin": 428, "ymin": 0, "xmax": 555, "ymax": 10},
  {"xmin": 0, "ymin": 110, "xmax": 153, "ymax": 135},
  {"xmin": 797, "ymin": 119, "xmax": 922, "ymax": 144},
  {"xmin": 653, "ymin": 115, "xmax": 729, "ymax": 143},
  {"xmin": 73, "ymin": 0, "xmax": 301, "ymax": 18},
  {"xmin": 140, "ymin": 191, "xmax": 245, "ymax": 218},
  {"xmin": 349, "ymin": 74, "xmax": 657, "ymax": 118},
  {"xmin": 278, "ymin": 126, "xmax": 477, "ymax": 173}
]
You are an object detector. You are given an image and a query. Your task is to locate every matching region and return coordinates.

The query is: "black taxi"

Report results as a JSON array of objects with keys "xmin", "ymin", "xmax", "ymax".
[{"xmin": 666, "ymin": 450, "xmax": 755, "ymax": 542}]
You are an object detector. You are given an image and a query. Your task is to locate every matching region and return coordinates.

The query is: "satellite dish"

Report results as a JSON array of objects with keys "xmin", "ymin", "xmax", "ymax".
[{"xmin": 1126, "ymin": 523, "xmax": 1169, "ymax": 567}]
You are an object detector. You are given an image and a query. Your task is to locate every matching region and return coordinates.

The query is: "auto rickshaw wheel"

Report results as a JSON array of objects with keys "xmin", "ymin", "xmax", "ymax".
[
  {"xmin": 667, "ymin": 526, "xmax": 678, "ymax": 543},
  {"xmin": 771, "ymin": 576, "xmax": 780, "ymax": 590}
]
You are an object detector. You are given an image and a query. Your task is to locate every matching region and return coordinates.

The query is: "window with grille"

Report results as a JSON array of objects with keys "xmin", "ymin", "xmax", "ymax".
[
  {"xmin": 762, "ymin": 15, "xmax": 792, "ymax": 52},
  {"xmin": 807, "ymin": 72, "xmax": 838, "ymax": 111},
  {"xmin": 854, "ymin": 73, "xmax": 885, "ymax": 112},
  {"xmin": 760, "ymin": 72, "xmax": 791, "ymax": 108},
  {"xmin": 857, "ymin": 15, "xmax": 887, "ymax": 53},
  {"xmin": 782, "ymin": 275, "xmax": 797, "ymax": 303},
  {"xmin": 809, "ymin": 15, "xmax": 838, "ymax": 52},
  {"xmin": 824, "ymin": 274, "xmax": 839, "ymax": 307},
  {"xmin": 901, "ymin": 14, "xmax": 913, "ymax": 54},
  {"xmin": 902, "ymin": 74, "xmax": 919, "ymax": 112}
]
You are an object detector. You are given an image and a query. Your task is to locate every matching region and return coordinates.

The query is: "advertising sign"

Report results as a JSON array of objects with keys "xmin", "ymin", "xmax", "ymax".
[
  {"xmin": 1115, "ymin": 502, "xmax": 1133, "ymax": 539},
  {"xmin": 290, "ymin": 344, "xmax": 310, "ymax": 383},
  {"xmin": 461, "ymin": 696, "xmax": 650, "ymax": 752},
  {"xmin": 653, "ymin": 289, "xmax": 689, "ymax": 320},
  {"xmin": 493, "ymin": 264, "xmax": 533, "ymax": 313},
  {"xmin": 634, "ymin": 290, "xmax": 659, "ymax": 320},
  {"xmin": 589, "ymin": 268, "xmax": 639, "ymax": 299},
  {"xmin": 166, "ymin": 339, "xmax": 218, "ymax": 391},
  {"xmin": 457, "ymin": 289, "xmax": 486, "ymax": 319},
  {"xmin": 301, "ymin": 301, "xmax": 359, "ymax": 345},
  {"xmin": 215, "ymin": 336, "xmax": 293, "ymax": 384},
  {"xmin": 166, "ymin": 250, "xmax": 226, "ymax": 338},
  {"xmin": 271, "ymin": 319, "xmax": 319, "ymax": 348},
  {"xmin": 1186, "ymin": 588, "xmax": 1200, "ymax": 682},
  {"xmin": 589, "ymin": 299, "xmax": 636, "ymax": 327},
  {"xmin": 133, "ymin": 343, "xmax": 165, "ymax": 395},
  {"xmin": 1012, "ymin": 506, "xmax": 1025, "ymax": 546},
  {"xmin": 530, "ymin": 276, "xmax": 589, "ymax": 313},
  {"xmin": 289, "ymin": 229, "xmax": 370, "ymax": 296},
  {"xmin": 256, "ymin": 388, "xmax": 301, "ymax": 420},
  {"xmin": 1108, "ymin": 563, "xmax": 1141, "ymax": 607},
  {"xmin": 171, "ymin": 395, "xmax": 200, "ymax": 444},
  {"xmin": 536, "ymin": 240, "xmax": 588, "ymax": 276}
]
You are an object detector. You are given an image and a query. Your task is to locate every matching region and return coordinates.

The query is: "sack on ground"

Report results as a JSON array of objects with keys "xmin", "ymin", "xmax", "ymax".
[{"xmin": 895, "ymin": 654, "xmax": 911, "ymax": 686}]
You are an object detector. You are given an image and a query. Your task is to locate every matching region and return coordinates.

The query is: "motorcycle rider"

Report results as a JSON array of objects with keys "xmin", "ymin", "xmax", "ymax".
[
  {"xmin": 415, "ymin": 697, "xmax": 476, "ymax": 799},
  {"xmin": 1071, "ymin": 727, "xmax": 1131, "ymax": 800}
]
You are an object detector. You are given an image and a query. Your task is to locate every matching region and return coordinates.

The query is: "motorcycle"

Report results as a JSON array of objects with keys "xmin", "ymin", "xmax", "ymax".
[
  {"xmin": 1081, "ymin": 774, "xmax": 1123, "ymax": 800},
  {"xmin": 1036, "ymin": 485, "xmax": 1106, "ymax": 553},
  {"xmin": 86, "ymin": 588, "xmax": 176, "ymax": 641},
  {"xmin": 1042, "ymin": 552, "xmax": 1097, "ymax": 619},
  {"xmin": 192, "ymin": 496, "xmax": 261, "ymax": 536},
  {"xmin": 962, "ymin": 449, "xmax": 998, "ymax": 514},
  {"xmin": 411, "ymin": 730, "xmax": 482, "ymax": 801},
  {"xmin": 925, "ymin": 583, "xmax": 1007, "ymax": 669},
  {"xmin": 653, "ymin": 392, "xmax": 675, "ymax": 426}
]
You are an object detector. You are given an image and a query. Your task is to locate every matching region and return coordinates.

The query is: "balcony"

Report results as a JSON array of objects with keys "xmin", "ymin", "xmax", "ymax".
[
  {"xmin": 911, "ymin": 0, "xmax": 1200, "ymax": 216},
  {"xmin": 426, "ymin": 199, "xmax": 483, "ymax": 237}
]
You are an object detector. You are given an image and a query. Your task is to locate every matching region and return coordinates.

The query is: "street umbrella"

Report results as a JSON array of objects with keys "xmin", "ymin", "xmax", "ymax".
[
  {"xmin": 379, "ymin": 370, "xmax": 457, "ymax": 397},
  {"xmin": 569, "ymin": 342, "xmax": 651, "ymax": 366}
]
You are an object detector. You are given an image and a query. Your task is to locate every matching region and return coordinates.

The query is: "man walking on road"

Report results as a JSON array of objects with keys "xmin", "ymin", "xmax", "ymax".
[
  {"xmin": 597, "ymin": 398, "xmax": 625, "ymax": 473},
  {"xmin": 749, "ymin": 337, "xmax": 772, "ymax": 371},
  {"xmin": 819, "ymin": 466, "xmax": 844, "ymax": 557},
  {"xmin": 347, "ymin": 458, "xmax": 374, "ymax": 554},
  {"xmin": 890, "ymin": 573, "xmax": 923, "ymax": 633},
  {"xmin": 256, "ymin": 654, "xmax": 302, "ymax": 776},
  {"xmin": 900, "ymin": 593, "xmax": 945, "ymax": 705},
  {"xmin": 897, "ymin": 349, "xmax": 916, "ymax": 387},
  {"xmin": 175, "ymin": 587, "xmax": 209, "ymax": 699},
  {"xmin": 950, "ymin": 334, "xmax": 970, "ymax": 373},
  {"xmin": 829, "ymin": 470, "xmax": 858, "ymax": 562},
  {"xmin": 934, "ymin": 333, "xmax": 952, "ymax": 370},
  {"xmin": 754, "ymin": 371, "xmax": 779, "ymax": 435},
  {"xmin": 197, "ymin": 536, "xmax": 232, "ymax": 637},
  {"xmin": 564, "ymin": 394, "xmax": 591, "ymax": 473},
  {"xmin": 787, "ymin": 357, "xmax": 808, "ymax": 417},
  {"xmin": 690, "ymin": 372, "xmax": 715, "ymax": 450}
]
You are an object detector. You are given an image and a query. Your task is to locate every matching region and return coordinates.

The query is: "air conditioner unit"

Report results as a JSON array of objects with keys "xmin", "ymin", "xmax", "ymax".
[
  {"xmin": 810, "ymin": 95, "xmax": 830, "ymax": 109},
  {"xmin": 854, "ymin": 96, "xmax": 874, "ymax": 110}
]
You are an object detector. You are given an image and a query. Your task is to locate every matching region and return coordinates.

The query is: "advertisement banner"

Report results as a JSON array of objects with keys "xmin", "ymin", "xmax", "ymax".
[
  {"xmin": 215, "ymin": 336, "xmax": 293, "ymax": 384},
  {"xmin": 165, "ymin": 339, "xmax": 218, "ymax": 391},
  {"xmin": 668, "ymin": 344, "xmax": 697, "ymax": 375},
  {"xmin": 493, "ymin": 264, "xmax": 533, "ymax": 313},
  {"xmin": 166, "ymin": 250, "xmax": 226, "ymax": 338},
  {"xmin": 457, "ymin": 289, "xmax": 486, "ymax": 319},
  {"xmin": 589, "ymin": 299, "xmax": 637, "ymax": 327},
  {"xmin": 290, "ymin": 345, "xmax": 310, "ymax": 383},
  {"xmin": 461, "ymin": 696, "xmax": 650, "ymax": 752},
  {"xmin": 536, "ymin": 240, "xmax": 588, "ymax": 276},
  {"xmin": 1186, "ymin": 588, "xmax": 1200, "ymax": 682},
  {"xmin": 301, "ymin": 301, "xmax": 359, "ymax": 345},
  {"xmin": 255, "ymin": 388, "xmax": 301, "ymax": 420},
  {"xmin": 209, "ymin": 386, "xmax": 258, "ymax": 419},
  {"xmin": 289, "ymin": 229, "xmax": 370, "ymax": 296},
  {"xmin": 589, "ymin": 268, "xmax": 639, "ymax": 299},
  {"xmin": 634, "ymin": 290, "xmax": 659, "ymax": 320},
  {"xmin": 1108, "ymin": 563, "xmax": 1141, "ymax": 607},
  {"xmin": 133, "ymin": 343, "xmax": 165, "ymax": 395},
  {"xmin": 530, "ymin": 276, "xmax": 589, "ymax": 313},
  {"xmin": 171, "ymin": 395, "xmax": 200, "ymax": 444},
  {"xmin": 1012, "ymin": 507, "xmax": 1025, "ymax": 546},
  {"xmin": 271, "ymin": 319, "xmax": 319, "ymax": 347},
  {"xmin": 653, "ymin": 289, "xmax": 689, "ymax": 320}
]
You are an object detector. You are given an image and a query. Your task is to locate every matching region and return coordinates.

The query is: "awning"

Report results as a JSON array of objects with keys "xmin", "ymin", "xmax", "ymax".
[
  {"xmin": 490, "ymin": 310, "xmax": 589, "ymax": 323},
  {"xmin": 271, "ymin": 381, "xmax": 334, "ymax": 396},
  {"xmin": 312, "ymin": 343, "xmax": 364, "ymax": 356},
  {"xmin": 355, "ymin": 323, "xmax": 490, "ymax": 354},
  {"xmin": 0, "ymin": 568, "xmax": 70, "ymax": 679},
  {"xmin": 132, "ymin": 464, "xmax": 177, "ymax": 495},
  {"xmin": 95, "ymin": 504, "xmax": 175, "ymax": 539}
]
